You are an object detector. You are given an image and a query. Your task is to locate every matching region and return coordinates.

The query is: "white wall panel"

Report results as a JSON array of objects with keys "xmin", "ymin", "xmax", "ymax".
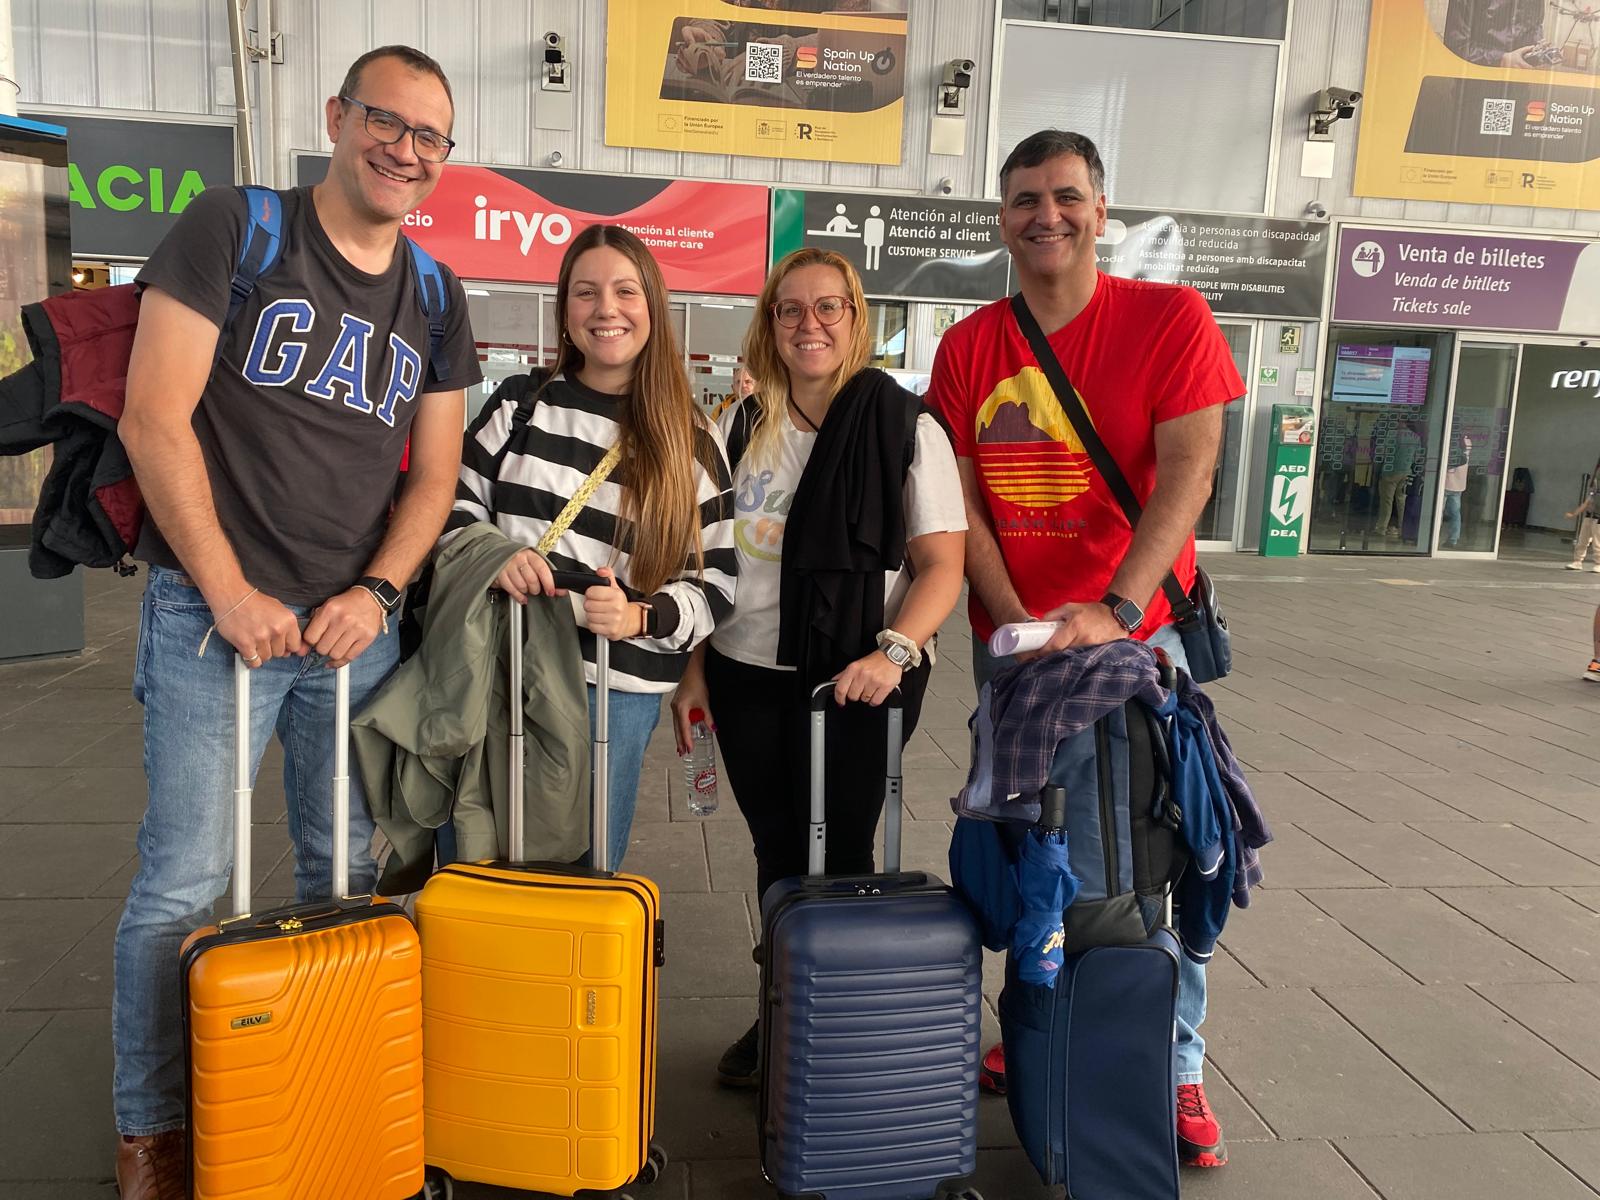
[
  {"xmin": 15, "ymin": 0, "xmax": 228, "ymax": 113},
  {"xmin": 22, "ymin": 0, "xmax": 98, "ymax": 107},
  {"xmin": 151, "ymin": 0, "xmax": 219, "ymax": 113}
]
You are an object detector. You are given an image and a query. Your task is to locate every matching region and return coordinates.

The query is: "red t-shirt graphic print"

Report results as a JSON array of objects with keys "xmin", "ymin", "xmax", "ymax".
[{"xmin": 928, "ymin": 274, "xmax": 1244, "ymax": 642}]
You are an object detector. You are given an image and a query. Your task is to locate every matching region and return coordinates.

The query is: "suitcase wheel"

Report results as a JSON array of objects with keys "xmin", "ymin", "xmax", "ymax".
[
  {"xmin": 636, "ymin": 1140, "xmax": 669, "ymax": 1186},
  {"xmin": 419, "ymin": 1167, "xmax": 453, "ymax": 1200}
]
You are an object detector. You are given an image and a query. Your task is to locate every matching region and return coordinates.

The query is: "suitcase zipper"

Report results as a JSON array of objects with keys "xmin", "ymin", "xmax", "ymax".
[{"xmin": 1095, "ymin": 721, "xmax": 1118, "ymax": 897}]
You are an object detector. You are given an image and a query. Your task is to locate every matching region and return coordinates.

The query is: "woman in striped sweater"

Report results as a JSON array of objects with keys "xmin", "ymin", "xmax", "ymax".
[{"xmin": 444, "ymin": 224, "xmax": 736, "ymax": 870}]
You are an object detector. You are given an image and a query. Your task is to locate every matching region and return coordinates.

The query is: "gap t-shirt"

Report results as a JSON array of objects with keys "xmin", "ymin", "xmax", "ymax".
[{"xmin": 135, "ymin": 185, "xmax": 481, "ymax": 604}]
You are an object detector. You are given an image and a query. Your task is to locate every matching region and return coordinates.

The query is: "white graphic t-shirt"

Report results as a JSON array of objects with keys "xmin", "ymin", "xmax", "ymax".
[{"xmin": 711, "ymin": 407, "xmax": 967, "ymax": 670}]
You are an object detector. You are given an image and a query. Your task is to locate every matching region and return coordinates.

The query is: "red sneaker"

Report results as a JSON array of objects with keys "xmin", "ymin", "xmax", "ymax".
[
  {"xmin": 978, "ymin": 1042, "xmax": 1006, "ymax": 1095},
  {"xmin": 1176, "ymin": 1083, "xmax": 1227, "ymax": 1167}
]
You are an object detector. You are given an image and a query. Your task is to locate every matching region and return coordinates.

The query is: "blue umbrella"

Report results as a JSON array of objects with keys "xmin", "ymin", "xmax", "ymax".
[{"xmin": 1010, "ymin": 786, "xmax": 1079, "ymax": 988}]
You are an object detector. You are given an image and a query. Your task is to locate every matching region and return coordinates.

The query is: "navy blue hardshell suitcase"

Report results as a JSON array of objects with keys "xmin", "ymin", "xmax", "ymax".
[
  {"xmin": 999, "ymin": 914, "xmax": 1181, "ymax": 1200},
  {"xmin": 757, "ymin": 685, "xmax": 984, "ymax": 1200}
]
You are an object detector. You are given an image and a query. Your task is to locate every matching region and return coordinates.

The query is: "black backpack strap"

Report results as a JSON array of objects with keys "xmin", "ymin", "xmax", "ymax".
[{"xmin": 1008, "ymin": 293, "xmax": 1195, "ymax": 621}]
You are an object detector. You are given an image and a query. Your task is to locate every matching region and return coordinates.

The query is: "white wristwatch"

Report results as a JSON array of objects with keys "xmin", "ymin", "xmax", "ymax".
[{"xmin": 876, "ymin": 628, "xmax": 922, "ymax": 669}]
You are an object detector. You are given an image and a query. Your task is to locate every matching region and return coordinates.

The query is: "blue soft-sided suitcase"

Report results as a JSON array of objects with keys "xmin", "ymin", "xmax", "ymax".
[
  {"xmin": 757, "ymin": 685, "xmax": 984, "ymax": 1200},
  {"xmin": 999, "ymin": 923, "xmax": 1181, "ymax": 1200}
]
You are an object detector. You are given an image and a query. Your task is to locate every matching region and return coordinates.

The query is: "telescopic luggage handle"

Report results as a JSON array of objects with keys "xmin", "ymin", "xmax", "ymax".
[
  {"xmin": 807, "ymin": 682, "xmax": 905, "ymax": 879},
  {"xmin": 231, "ymin": 654, "xmax": 354, "ymax": 919},
  {"xmin": 506, "ymin": 586, "xmax": 612, "ymax": 872}
]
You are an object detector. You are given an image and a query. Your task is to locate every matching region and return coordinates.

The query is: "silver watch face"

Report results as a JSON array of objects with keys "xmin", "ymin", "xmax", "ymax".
[{"xmin": 883, "ymin": 641, "xmax": 913, "ymax": 667}]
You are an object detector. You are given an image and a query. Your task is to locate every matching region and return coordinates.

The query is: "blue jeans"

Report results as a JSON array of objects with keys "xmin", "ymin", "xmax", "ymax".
[
  {"xmin": 586, "ymin": 684, "xmax": 662, "ymax": 872},
  {"xmin": 112, "ymin": 566, "xmax": 400, "ymax": 1135},
  {"xmin": 1442, "ymin": 491, "xmax": 1462, "ymax": 547},
  {"xmin": 972, "ymin": 623, "xmax": 1209, "ymax": 1085}
]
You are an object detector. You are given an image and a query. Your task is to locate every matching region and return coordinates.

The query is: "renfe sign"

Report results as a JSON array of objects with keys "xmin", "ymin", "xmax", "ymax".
[
  {"xmin": 296, "ymin": 154, "xmax": 769, "ymax": 296},
  {"xmin": 23, "ymin": 113, "xmax": 236, "ymax": 258}
]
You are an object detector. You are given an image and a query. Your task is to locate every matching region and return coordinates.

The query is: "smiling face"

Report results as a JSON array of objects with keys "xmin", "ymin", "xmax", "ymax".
[
  {"xmin": 565, "ymin": 245, "xmax": 652, "ymax": 386},
  {"xmin": 772, "ymin": 264, "xmax": 855, "ymax": 391},
  {"xmin": 324, "ymin": 54, "xmax": 453, "ymax": 224},
  {"xmin": 999, "ymin": 152, "xmax": 1107, "ymax": 287}
]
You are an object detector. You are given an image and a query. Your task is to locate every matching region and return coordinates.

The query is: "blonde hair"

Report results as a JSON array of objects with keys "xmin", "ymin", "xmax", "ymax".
[
  {"xmin": 739, "ymin": 249, "xmax": 871, "ymax": 469},
  {"xmin": 544, "ymin": 224, "xmax": 707, "ymax": 594}
]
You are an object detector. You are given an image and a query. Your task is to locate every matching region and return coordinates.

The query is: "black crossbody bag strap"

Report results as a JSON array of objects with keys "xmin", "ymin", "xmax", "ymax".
[{"xmin": 1008, "ymin": 293, "xmax": 1197, "ymax": 622}]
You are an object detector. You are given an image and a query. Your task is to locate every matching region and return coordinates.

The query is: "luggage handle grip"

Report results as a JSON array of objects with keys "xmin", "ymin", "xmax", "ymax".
[
  {"xmin": 233, "ymin": 654, "xmax": 353, "ymax": 920},
  {"xmin": 809, "ymin": 681, "xmax": 904, "ymax": 713},
  {"xmin": 806, "ymin": 681, "xmax": 906, "ymax": 879},
  {"xmin": 550, "ymin": 569, "xmax": 607, "ymax": 593}
]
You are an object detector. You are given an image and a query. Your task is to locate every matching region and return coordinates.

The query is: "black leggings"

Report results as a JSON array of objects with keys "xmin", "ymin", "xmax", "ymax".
[{"xmin": 704, "ymin": 645, "xmax": 931, "ymax": 902}]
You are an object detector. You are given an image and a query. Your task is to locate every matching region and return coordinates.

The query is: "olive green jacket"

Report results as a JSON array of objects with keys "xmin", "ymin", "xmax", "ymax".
[{"xmin": 353, "ymin": 523, "xmax": 590, "ymax": 894}]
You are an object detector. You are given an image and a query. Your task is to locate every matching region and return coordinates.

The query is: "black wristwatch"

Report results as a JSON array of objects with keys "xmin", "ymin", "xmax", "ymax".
[
  {"xmin": 356, "ymin": 576, "xmax": 403, "ymax": 615},
  {"xmin": 1100, "ymin": 591, "xmax": 1145, "ymax": 633}
]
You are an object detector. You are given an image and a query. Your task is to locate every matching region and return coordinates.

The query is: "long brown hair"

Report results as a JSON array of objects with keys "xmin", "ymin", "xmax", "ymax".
[
  {"xmin": 544, "ymin": 224, "xmax": 706, "ymax": 593},
  {"xmin": 740, "ymin": 248, "xmax": 872, "ymax": 468}
]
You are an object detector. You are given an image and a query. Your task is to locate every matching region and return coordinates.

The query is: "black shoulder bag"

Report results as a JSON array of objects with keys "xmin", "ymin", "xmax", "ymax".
[{"xmin": 1009, "ymin": 293, "xmax": 1232, "ymax": 683}]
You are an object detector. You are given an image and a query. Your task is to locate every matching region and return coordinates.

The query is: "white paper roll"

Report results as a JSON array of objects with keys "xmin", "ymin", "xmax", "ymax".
[{"xmin": 988, "ymin": 621, "xmax": 1062, "ymax": 658}]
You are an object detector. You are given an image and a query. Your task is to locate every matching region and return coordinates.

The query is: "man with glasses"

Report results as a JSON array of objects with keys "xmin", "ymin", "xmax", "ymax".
[{"xmin": 111, "ymin": 46, "xmax": 480, "ymax": 1198}]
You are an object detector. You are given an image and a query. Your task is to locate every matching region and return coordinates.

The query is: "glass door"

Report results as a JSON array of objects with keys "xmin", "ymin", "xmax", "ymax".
[
  {"xmin": 1195, "ymin": 322, "xmax": 1254, "ymax": 549},
  {"xmin": 1309, "ymin": 327, "xmax": 1453, "ymax": 555},
  {"xmin": 1437, "ymin": 342, "xmax": 1519, "ymax": 556}
]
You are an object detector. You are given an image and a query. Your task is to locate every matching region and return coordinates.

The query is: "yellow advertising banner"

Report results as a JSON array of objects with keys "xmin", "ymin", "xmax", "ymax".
[
  {"xmin": 1354, "ymin": 0, "xmax": 1600, "ymax": 209},
  {"xmin": 604, "ymin": 0, "xmax": 908, "ymax": 167}
]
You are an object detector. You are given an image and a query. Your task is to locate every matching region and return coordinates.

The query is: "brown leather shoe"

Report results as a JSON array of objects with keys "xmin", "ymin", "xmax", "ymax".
[{"xmin": 116, "ymin": 1130, "xmax": 185, "ymax": 1199}]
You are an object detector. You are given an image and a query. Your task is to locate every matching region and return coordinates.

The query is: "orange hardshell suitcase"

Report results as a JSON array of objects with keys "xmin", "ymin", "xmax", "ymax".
[
  {"xmin": 417, "ymin": 589, "xmax": 666, "ymax": 1198},
  {"xmin": 180, "ymin": 657, "xmax": 424, "ymax": 1200}
]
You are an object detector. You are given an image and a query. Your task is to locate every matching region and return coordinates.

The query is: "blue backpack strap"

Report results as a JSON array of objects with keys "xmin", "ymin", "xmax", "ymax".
[
  {"xmin": 228, "ymin": 186, "xmax": 284, "ymax": 327},
  {"xmin": 404, "ymin": 236, "xmax": 451, "ymax": 382}
]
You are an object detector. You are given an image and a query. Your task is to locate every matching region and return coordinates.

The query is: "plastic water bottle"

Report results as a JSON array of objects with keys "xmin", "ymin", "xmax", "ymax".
[{"xmin": 683, "ymin": 708, "xmax": 719, "ymax": 815}]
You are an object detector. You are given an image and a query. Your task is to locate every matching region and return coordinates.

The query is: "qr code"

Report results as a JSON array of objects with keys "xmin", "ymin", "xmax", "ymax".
[
  {"xmin": 1480, "ymin": 98, "xmax": 1515, "ymax": 136},
  {"xmin": 745, "ymin": 42, "xmax": 784, "ymax": 84}
]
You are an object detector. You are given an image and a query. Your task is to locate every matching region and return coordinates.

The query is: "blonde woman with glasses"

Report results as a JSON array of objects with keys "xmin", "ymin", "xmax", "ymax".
[{"xmin": 670, "ymin": 248, "xmax": 966, "ymax": 1088}]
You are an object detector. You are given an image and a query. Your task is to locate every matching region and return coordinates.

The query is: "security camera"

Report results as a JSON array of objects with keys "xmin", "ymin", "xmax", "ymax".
[
  {"xmin": 938, "ymin": 58, "xmax": 975, "ymax": 116},
  {"xmin": 1310, "ymin": 86, "xmax": 1362, "ymax": 137},
  {"xmin": 943, "ymin": 59, "xmax": 975, "ymax": 90},
  {"xmin": 933, "ymin": 176, "xmax": 954, "ymax": 196},
  {"xmin": 1304, "ymin": 201, "xmax": 1328, "ymax": 220},
  {"xmin": 542, "ymin": 31, "xmax": 570, "ymax": 91},
  {"xmin": 1323, "ymin": 86, "xmax": 1362, "ymax": 111}
]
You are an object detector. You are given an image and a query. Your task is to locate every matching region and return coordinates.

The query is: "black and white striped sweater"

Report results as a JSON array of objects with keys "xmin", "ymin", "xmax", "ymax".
[{"xmin": 443, "ymin": 372, "xmax": 736, "ymax": 693}]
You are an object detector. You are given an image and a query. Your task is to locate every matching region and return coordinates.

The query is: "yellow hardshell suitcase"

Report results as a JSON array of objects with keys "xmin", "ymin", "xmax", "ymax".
[
  {"xmin": 180, "ymin": 657, "xmax": 425, "ymax": 1200},
  {"xmin": 417, "ymin": 589, "xmax": 666, "ymax": 1198}
]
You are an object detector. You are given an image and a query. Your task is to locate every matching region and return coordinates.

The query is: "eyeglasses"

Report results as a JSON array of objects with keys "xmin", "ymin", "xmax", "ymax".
[
  {"xmin": 770, "ymin": 295, "xmax": 854, "ymax": 328},
  {"xmin": 340, "ymin": 96, "xmax": 456, "ymax": 163}
]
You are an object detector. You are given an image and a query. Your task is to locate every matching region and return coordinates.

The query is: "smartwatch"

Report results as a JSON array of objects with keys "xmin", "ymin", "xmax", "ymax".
[
  {"xmin": 1100, "ymin": 591, "xmax": 1144, "ymax": 633},
  {"xmin": 356, "ymin": 576, "xmax": 403, "ymax": 615}
]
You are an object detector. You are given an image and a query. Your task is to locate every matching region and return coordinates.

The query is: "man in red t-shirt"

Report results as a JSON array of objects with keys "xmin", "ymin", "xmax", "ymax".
[{"xmin": 927, "ymin": 129, "xmax": 1243, "ymax": 1169}]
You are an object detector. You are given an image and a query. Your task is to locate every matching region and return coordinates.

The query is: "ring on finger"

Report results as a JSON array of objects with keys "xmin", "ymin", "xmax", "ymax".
[{"xmin": 243, "ymin": 651, "xmax": 261, "ymax": 663}]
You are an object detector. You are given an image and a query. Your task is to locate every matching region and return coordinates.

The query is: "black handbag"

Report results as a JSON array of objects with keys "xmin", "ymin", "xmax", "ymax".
[{"xmin": 1008, "ymin": 293, "xmax": 1232, "ymax": 683}]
